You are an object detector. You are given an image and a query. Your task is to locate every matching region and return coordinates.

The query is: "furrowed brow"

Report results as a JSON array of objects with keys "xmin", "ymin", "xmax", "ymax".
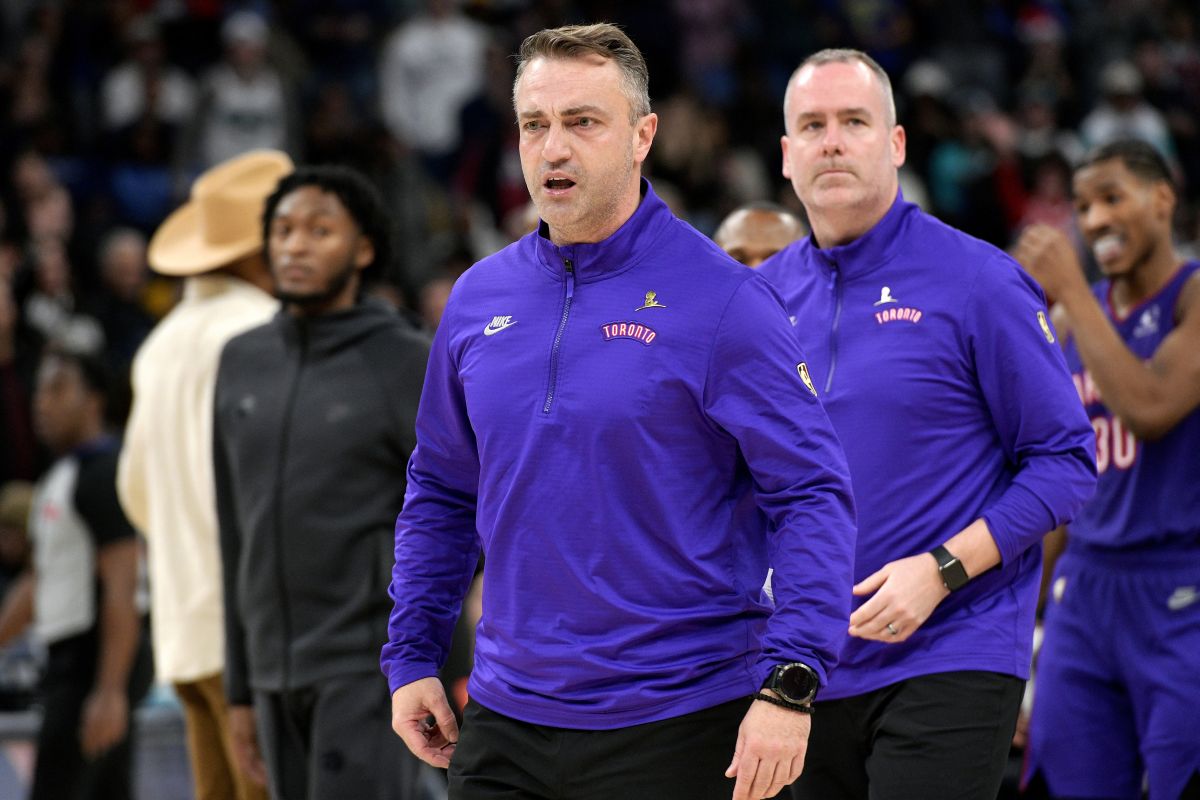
[{"xmin": 560, "ymin": 105, "xmax": 605, "ymax": 118}]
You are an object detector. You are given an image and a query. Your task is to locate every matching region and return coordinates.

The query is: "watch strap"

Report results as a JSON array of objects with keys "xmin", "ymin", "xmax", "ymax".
[{"xmin": 751, "ymin": 692, "xmax": 814, "ymax": 714}]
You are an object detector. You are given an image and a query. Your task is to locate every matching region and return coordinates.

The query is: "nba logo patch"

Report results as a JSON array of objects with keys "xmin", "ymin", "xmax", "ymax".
[
  {"xmin": 1037, "ymin": 310, "xmax": 1055, "ymax": 344},
  {"xmin": 797, "ymin": 362, "xmax": 817, "ymax": 396}
]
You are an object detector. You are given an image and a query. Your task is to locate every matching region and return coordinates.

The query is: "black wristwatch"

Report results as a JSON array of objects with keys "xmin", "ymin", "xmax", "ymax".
[
  {"xmin": 931, "ymin": 545, "xmax": 970, "ymax": 591},
  {"xmin": 761, "ymin": 662, "xmax": 819, "ymax": 706}
]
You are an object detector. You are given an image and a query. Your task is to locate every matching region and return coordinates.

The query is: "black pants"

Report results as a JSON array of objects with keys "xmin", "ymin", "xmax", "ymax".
[
  {"xmin": 254, "ymin": 672, "xmax": 437, "ymax": 800},
  {"xmin": 790, "ymin": 670, "xmax": 1024, "ymax": 800},
  {"xmin": 31, "ymin": 625, "xmax": 154, "ymax": 800},
  {"xmin": 449, "ymin": 696, "xmax": 773, "ymax": 800}
]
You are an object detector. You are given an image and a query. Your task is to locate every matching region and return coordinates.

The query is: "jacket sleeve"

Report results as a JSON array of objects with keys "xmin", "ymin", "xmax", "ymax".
[
  {"xmin": 968, "ymin": 254, "xmax": 1097, "ymax": 564},
  {"xmin": 702, "ymin": 275, "xmax": 857, "ymax": 686},
  {"xmin": 380, "ymin": 308, "xmax": 481, "ymax": 693},
  {"xmin": 212, "ymin": 354, "xmax": 252, "ymax": 706}
]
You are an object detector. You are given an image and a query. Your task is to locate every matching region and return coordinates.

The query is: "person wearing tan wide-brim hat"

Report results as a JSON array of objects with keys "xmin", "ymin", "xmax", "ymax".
[
  {"xmin": 148, "ymin": 149, "xmax": 293, "ymax": 276},
  {"xmin": 118, "ymin": 149, "xmax": 292, "ymax": 800}
]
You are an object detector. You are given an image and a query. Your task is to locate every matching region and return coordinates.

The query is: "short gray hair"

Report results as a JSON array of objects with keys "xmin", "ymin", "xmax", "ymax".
[
  {"xmin": 784, "ymin": 48, "xmax": 897, "ymax": 130},
  {"xmin": 514, "ymin": 23, "xmax": 652, "ymax": 124}
]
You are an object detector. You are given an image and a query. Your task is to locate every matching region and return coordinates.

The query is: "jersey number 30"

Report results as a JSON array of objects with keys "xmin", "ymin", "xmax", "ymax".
[{"xmin": 1091, "ymin": 415, "xmax": 1136, "ymax": 474}]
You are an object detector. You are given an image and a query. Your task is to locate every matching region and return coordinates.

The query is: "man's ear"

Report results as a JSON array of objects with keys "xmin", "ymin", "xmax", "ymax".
[
  {"xmin": 355, "ymin": 237, "xmax": 375, "ymax": 270},
  {"xmin": 633, "ymin": 113, "xmax": 658, "ymax": 165},
  {"xmin": 1152, "ymin": 180, "xmax": 1176, "ymax": 224},
  {"xmin": 890, "ymin": 124, "xmax": 907, "ymax": 169}
]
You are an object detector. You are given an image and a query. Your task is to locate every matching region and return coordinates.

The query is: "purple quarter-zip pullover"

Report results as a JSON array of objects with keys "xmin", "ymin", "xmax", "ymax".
[
  {"xmin": 382, "ymin": 181, "xmax": 857, "ymax": 728},
  {"xmin": 758, "ymin": 193, "xmax": 1096, "ymax": 700}
]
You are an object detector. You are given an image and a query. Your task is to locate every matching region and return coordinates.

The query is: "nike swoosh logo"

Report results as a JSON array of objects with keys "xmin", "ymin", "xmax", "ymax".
[
  {"xmin": 1168, "ymin": 588, "xmax": 1198, "ymax": 611},
  {"xmin": 483, "ymin": 320, "xmax": 517, "ymax": 336}
]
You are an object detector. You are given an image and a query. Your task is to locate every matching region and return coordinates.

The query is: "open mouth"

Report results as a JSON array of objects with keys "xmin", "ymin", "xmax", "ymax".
[
  {"xmin": 1092, "ymin": 233, "xmax": 1123, "ymax": 263},
  {"xmin": 544, "ymin": 177, "xmax": 576, "ymax": 192}
]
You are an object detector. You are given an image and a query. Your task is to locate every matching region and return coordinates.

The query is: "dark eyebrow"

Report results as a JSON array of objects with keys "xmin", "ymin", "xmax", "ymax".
[
  {"xmin": 271, "ymin": 207, "xmax": 340, "ymax": 224},
  {"xmin": 1075, "ymin": 179, "xmax": 1122, "ymax": 197},
  {"xmin": 519, "ymin": 105, "xmax": 606, "ymax": 121},
  {"xmin": 795, "ymin": 107, "xmax": 875, "ymax": 122},
  {"xmin": 560, "ymin": 105, "xmax": 605, "ymax": 117}
]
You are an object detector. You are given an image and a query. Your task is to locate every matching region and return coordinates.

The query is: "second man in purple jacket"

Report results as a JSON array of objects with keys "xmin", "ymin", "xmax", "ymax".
[{"xmin": 758, "ymin": 49, "xmax": 1096, "ymax": 800}]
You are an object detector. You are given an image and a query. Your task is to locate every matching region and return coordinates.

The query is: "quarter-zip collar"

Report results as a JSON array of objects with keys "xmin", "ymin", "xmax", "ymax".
[
  {"xmin": 534, "ymin": 178, "xmax": 672, "ymax": 283},
  {"xmin": 809, "ymin": 189, "xmax": 916, "ymax": 279}
]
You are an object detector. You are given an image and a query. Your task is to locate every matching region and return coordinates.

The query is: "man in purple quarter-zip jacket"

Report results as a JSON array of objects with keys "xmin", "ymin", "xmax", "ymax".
[
  {"xmin": 757, "ymin": 49, "xmax": 1096, "ymax": 800},
  {"xmin": 1014, "ymin": 140, "xmax": 1200, "ymax": 800},
  {"xmin": 382, "ymin": 23, "xmax": 858, "ymax": 800}
]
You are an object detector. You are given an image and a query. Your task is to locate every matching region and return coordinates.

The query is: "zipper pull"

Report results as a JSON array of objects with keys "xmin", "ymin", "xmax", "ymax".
[{"xmin": 564, "ymin": 258, "xmax": 575, "ymax": 299}]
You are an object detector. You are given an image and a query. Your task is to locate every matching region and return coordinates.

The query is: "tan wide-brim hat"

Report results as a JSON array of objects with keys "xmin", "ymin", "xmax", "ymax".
[{"xmin": 148, "ymin": 149, "xmax": 294, "ymax": 276}]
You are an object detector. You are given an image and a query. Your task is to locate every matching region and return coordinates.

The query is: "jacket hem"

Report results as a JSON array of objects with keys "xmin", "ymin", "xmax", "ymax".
[{"xmin": 465, "ymin": 673, "xmax": 758, "ymax": 730}]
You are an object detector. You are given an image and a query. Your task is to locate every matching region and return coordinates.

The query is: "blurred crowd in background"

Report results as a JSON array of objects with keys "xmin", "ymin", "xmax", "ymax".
[{"xmin": 1, "ymin": 0, "xmax": 1199, "ymax": 547}]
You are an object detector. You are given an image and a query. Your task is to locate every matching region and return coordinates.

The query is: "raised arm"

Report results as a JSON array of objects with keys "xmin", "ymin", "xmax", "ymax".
[{"xmin": 1017, "ymin": 224, "xmax": 1200, "ymax": 440}]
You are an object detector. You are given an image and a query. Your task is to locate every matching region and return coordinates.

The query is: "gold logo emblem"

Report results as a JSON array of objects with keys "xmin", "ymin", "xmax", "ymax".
[
  {"xmin": 1037, "ymin": 310, "xmax": 1055, "ymax": 344},
  {"xmin": 636, "ymin": 291, "xmax": 666, "ymax": 311},
  {"xmin": 797, "ymin": 362, "xmax": 817, "ymax": 396}
]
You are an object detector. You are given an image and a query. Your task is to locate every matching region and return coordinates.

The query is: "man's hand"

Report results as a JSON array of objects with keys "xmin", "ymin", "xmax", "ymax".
[
  {"xmin": 79, "ymin": 687, "xmax": 127, "ymax": 758},
  {"xmin": 391, "ymin": 676, "xmax": 460, "ymax": 768},
  {"xmin": 725, "ymin": 698, "xmax": 810, "ymax": 799},
  {"xmin": 1014, "ymin": 224, "xmax": 1089, "ymax": 304},
  {"xmin": 228, "ymin": 704, "xmax": 269, "ymax": 787},
  {"xmin": 849, "ymin": 552, "xmax": 949, "ymax": 642},
  {"xmin": 1012, "ymin": 709, "xmax": 1031, "ymax": 749}
]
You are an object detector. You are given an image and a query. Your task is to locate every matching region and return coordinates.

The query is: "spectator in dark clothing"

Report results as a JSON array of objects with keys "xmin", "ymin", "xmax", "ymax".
[{"xmin": 214, "ymin": 165, "xmax": 438, "ymax": 800}]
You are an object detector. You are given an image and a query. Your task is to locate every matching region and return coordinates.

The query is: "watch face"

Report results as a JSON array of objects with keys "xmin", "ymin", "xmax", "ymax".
[
  {"xmin": 776, "ymin": 664, "xmax": 818, "ymax": 705},
  {"xmin": 939, "ymin": 555, "xmax": 969, "ymax": 591},
  {"xmin": 933, "ymin": 545, "xmax": 970, "ymax": 591},
  {"xmin": 944, "ymin": 559, "xmax": 969, "ymax": 590}
]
